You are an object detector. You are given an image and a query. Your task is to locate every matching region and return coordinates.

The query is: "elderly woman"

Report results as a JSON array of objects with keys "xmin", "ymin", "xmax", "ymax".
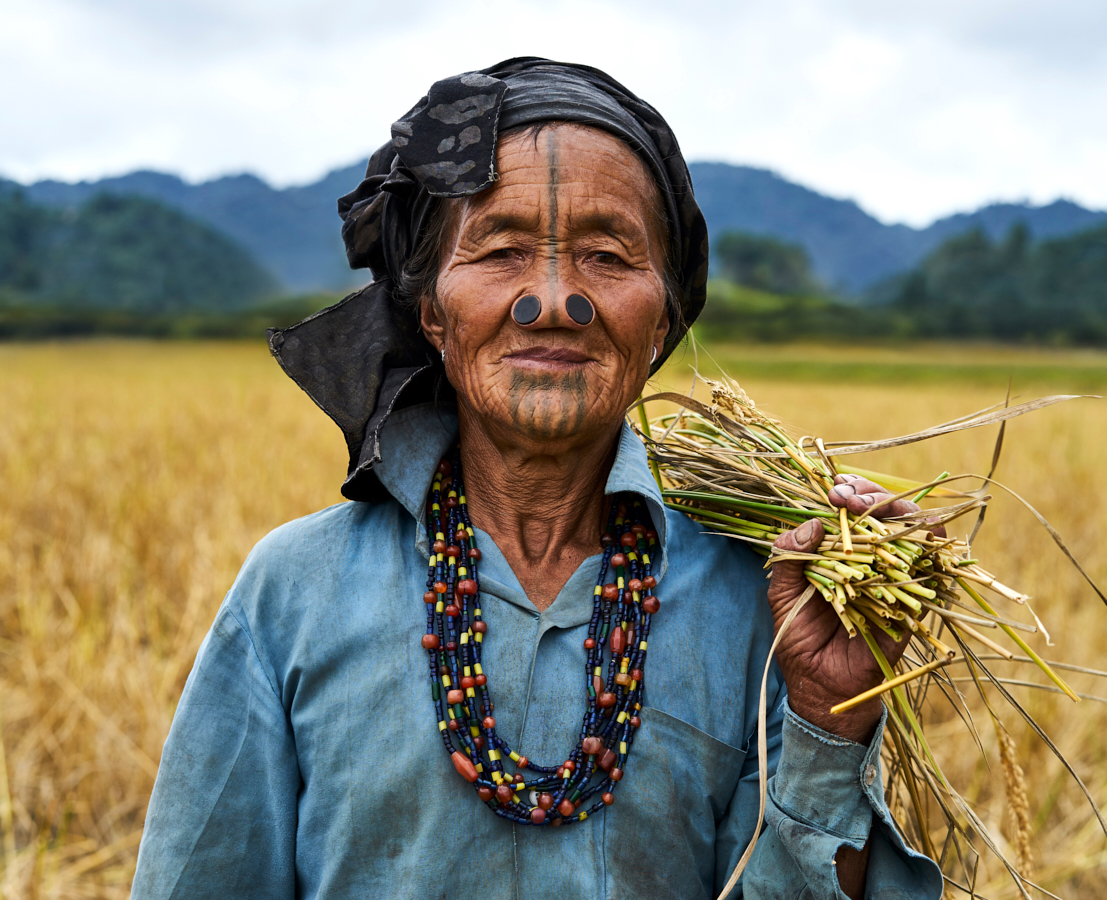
[{"xmin": 132, "ymin": 59, "xmax": 942, "ymax": 899}]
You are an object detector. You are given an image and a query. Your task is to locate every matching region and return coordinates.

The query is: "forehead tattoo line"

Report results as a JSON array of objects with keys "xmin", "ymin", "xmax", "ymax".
[{"xmin": 546, "ymin": 133, "xmax": 560, "ymax": 318}]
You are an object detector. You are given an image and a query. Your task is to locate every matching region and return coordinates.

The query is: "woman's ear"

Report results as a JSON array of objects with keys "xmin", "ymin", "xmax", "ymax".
[
  {"xmin": 419, "ymin": 294, "xmax": 446, "ymax": 355},
  {"xmin": 654, "ymin": 305, "xmax": 671, "ymax": 347}
]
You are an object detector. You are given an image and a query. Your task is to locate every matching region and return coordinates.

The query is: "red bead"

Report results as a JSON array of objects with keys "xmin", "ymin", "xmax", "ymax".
[
  {"xmin": 610, "ymin": 767, "xmax": 623, "ymax": 781},
  {"xmin": 558, "ymin": 799, "xmax": 575, "ymax": 817},
  {"xmin": 516, "ymin": 756, "xmax": 528, "ymax": 770},
  {"xmin": 642, "ymin": 595, "xmax": 660, "ymax": 614},
  {"xmin": 423, "ymin": 591, "xmax": 437, "ymax": 604},
  {"xmin": 475, "ymin": 674, "xmax": 487, "ymax": 686},
  {"xmin": 457, "ymin": 579, "xmax": 477, "ymax": 596},
  {"xmin": 451, "ymin": 751, "xmax": 477, "ymax": 783},
  {"xmin": 628, "ymin": 578, "xmax": 643, "ymax": 592},
  {"xmin": 538, "ymin": 792, "xmax": 554, "ymax": 810},
  {"xmin": 472, "ymin": 620, "xmax": 488, "ymax": 633},
  {"xmin": 496, "ymin": 784, "xmax": 513, "ymax": 804},
  {"xmin": 482, "ymin": 716, "xmax": 496, "ymax": 730},
  {"xmin": 643, "ymin": 575, "xmax": 657, "ymax": 589},
  {"xmin": 438, "ymin": 664, "xmax": 449, "ymax": 676},
  {"xmin": 602, "ymin": 792, "xmax": 615, "ymax": 806},
  {"xmin": 609, "ymin": 626, "xmax": 626, "ymax": 655},
  {"xmin": 631, "ymin": 524, "xmax": 646, "ymax": 535},
  {"xmin": 611, "ymin": 553, "xmax": 628, "ymax": 569},
  {"xmin": 631, "ymin": 669, "xmax": 643, "ymax": 682},
  {"xmin": 445, "ymin": 641, "xmax": 457, "ymax": 652},
  {"xmin": 434, "ymin": 581, "xmax": 447, "ymax": 594},
  {"xmin": 593, "ymin": 675, "xmax": 604, "ymax": 696},
  {"xmin": 598, "ymin": 749, "xmax": 617, "ymax": 771},
  {"xmin": 531, "ymin": 808, "xmax": 546, "ymax": 824},
  {"xmin": 437, "ymin": 460, "xmax": 453, "ymax": 476},
  {"xmin": 447, "ymin": 689, "xmax": 464, "ymax": 705},
  {"xmin": 582, "ymin": 736, "xmax": 603, "ymax": 756},
  {"xmin": 597, "ymin": 692, "xmax": 617, "ymax": 709},
  {"xmin": 445, "ymin": 497, "xmax": 459, "ymax": 508},
  {"xmin": 455, "ymin": 529, "xmax": 467, "ymax": 543},
  {"xmin": 445, "ymin": 604, "xmax": 460, "ymax": 618},
  {"xmin": 421, "ymin": 634, "xmax": 440, "ymax": 650},
  {"xmin": 478, "ymin": 786, "xmax": 494, "ymax": 802},
  {"xmin": 600, "ymin": 533, "xmax": 613, "ymax": 546},
  {"xmin": 468, "ymin": 548, "xmax": 482, "ymax": 561},
  {"xmin": 461, "ymin": 676, "xmax": 475, "ymax": 689},
  {"xmin": 473, "ymin": 735, "xmax": 485, "ymax": 749},
  {"xmin": 448, "ymin": 719, "xmax": 460, "ymax": 731},
  {"xmin": 563, "ymin": 760, "xmax": 576, "ymax": 772},
  {"xmin": 630, "ymin": 716, "xmax": 641, "ymax": 728},
  {"xmin": 446, "ymin": 545, "xmax": 461, "ymax": 558},
  {"xmin": 432, "ymin": 540, "xmax": 447, "ymax": 554},
  {"xmin": 551, "ymin": 817, "xmax": 563, "ymax": 827},
  {"xmin": 645, "ymin": 529, "xmax": 658, "ymax": 542},
  {"xmin": 626, "ymin": 626, "xmax": 635, "ymax": 647},
  {"xmin": 583, "ymin": 638, "xmax": 596, "ymax": 650},
  {"xmin": 602, "ymin": 583, "xmax": 619, "ymax": 601},
  {"xmin": 617, "ymin": 503, "xmax": 627, "ymax": 516},
  {"xmin": 620, "ymin": 532, "xmax": 636, "ymax": 547}
]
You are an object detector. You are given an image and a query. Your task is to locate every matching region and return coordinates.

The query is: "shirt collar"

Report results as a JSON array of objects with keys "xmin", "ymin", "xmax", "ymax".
[{"xmin": 373, "ymin": 402, "xmax": 669, "ymax": 580}]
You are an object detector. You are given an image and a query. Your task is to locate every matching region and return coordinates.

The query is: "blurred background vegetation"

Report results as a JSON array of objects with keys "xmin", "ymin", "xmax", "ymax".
[{"xmin": 3, "ymin": 161, "xmax": 1107, "ymax": 345}]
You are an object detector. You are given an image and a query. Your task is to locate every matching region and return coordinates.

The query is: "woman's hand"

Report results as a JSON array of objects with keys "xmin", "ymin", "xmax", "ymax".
[{"xmin": 765, "ymin": 474, "xmax": 935, "ymax": 743}]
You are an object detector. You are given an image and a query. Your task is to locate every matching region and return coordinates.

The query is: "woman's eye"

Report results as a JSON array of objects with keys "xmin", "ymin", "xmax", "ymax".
[
  {"xmin": 592, "ymin": 251, "xmax": 623, "ymax": 266},
  {"xmin": 486, "ymin": 248, "xmax": 522, "ymax": 262}
]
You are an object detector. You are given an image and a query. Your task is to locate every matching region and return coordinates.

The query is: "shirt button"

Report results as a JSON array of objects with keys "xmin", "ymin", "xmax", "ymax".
[{"xmin": 863, "ymin": 764, "xmax": 877, "ymax": 786}]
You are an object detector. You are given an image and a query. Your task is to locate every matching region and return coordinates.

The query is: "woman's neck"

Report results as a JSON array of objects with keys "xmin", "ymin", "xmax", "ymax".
[{"xmin": 457, "ymin": 411, "xmax": 621, "ymax": 612}]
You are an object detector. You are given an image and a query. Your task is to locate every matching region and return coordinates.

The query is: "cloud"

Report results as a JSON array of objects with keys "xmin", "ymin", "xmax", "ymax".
[{"xmin": 3, "ymin": 0, "xmax": 1106, "ymax": 225}]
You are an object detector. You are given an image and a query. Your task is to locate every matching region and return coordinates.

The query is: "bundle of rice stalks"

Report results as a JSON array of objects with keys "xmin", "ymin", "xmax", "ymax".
[{"xmin": 632, "ymin": 379, "xmax": 1106, "ymax": 899}]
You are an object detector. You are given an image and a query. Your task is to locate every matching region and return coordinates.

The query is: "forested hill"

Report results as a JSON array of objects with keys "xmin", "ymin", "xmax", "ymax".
[
  {"xmin": 8, "ymin": 162, "xmax": 1104, "ymax": 296},
  {"xmin": 691, "ymin": 163, "xmax": 1107, "ymax": 293},
  {"xmin": 0, "ymin": 191, "xmax": 278, "ymax": 311}
]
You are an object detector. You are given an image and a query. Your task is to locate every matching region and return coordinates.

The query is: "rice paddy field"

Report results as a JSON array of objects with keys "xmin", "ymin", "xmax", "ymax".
[{"xmin": 2, "ymin": 338, "xmax": 1106, "ymax": 898}]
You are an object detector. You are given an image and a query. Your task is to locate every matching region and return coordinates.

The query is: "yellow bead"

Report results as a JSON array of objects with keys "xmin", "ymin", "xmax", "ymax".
[
  {"xmin": 620, "ymin": 741, "xmax": 627, "ymax": 755},
  {"xmin": 438, "ymin": 721, "xmax": 447, "ymax": 731}
]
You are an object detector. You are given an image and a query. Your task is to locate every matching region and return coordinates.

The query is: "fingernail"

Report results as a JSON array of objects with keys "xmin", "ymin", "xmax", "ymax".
[
  {"xmin": 831, "ymin": 484, "xmax": 853, "ymax": 499},
  {"xmin": 795, "ymin": 519, "xmax": 816, "ymax": 543},
  {"xmin": 859, "ymin": 494, "xmax": 876, "ymax": 507}
]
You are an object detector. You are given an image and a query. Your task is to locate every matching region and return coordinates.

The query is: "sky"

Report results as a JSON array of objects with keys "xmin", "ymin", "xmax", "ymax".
[{"xmin": 2, "ymin": 0, "xmax": 1106, "ymax": 227}]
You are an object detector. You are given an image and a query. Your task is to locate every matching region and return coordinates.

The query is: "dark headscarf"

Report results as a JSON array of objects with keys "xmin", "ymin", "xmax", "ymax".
[{"xmin": 268, "ymin": 57, "xmax": 709, "ymax": 501}]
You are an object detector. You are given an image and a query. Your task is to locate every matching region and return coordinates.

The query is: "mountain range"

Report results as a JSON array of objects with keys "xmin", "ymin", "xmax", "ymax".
[{"xmin": 6, "ymin": 161, "xmax": 1105, "ymax": 297}]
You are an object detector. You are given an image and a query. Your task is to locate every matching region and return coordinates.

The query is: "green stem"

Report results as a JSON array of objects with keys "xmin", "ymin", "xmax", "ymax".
[
  {"xmin": 636, "ymin": 399, "xmax": 664, "ymax": 492},
  {"xmin": 955, "ymin": 577, "xmax": 1079, "ymax": 701}
]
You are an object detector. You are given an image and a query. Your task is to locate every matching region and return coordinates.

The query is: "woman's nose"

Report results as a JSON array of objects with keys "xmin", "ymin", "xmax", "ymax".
[{"xmin": 510, "ymin": 293, "xmax": 595, "ymax": 330}]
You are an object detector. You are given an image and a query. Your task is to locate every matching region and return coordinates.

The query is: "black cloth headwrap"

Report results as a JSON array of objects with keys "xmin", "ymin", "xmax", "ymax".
[{"xmin": 268, "ymin": 57, "xmax": 709, "ymax": 502}]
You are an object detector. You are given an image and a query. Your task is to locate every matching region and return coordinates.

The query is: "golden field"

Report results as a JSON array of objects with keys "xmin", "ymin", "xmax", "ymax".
[{"xmin": 1, "ymin": 339, "xmax": 1106, "ymax": 898}]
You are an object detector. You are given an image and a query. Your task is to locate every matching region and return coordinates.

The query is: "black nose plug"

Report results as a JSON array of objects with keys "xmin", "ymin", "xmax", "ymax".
[
  {"xmin": 512, "ymin": 295, "xmax": 541, "ymax": 326},
  {"xmin": 565, "ymin": 294, "xmax": 594, "ymax": 326}
]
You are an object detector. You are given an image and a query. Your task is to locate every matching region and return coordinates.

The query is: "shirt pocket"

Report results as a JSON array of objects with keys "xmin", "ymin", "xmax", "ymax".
[{"xmin": 601, "ymin": 705, "xmax": 748, "ymax": 900}]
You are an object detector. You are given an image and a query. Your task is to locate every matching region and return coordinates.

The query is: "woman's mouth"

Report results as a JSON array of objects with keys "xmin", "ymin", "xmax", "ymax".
[{"xmin": 504, "ymin": 346, "xmax": 593, "ymax": 370}]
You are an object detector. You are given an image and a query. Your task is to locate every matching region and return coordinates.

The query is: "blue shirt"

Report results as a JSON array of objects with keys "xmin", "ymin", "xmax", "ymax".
[{"xmin": 132, "ymin": 402, "xmax": 942, "ymax": 899}]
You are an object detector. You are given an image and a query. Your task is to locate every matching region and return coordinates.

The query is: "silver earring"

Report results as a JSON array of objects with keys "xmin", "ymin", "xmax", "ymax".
[
  {"xmin": 441, "ymin": 347, "xmax": 446, "ymax": 364},
  {"xmin": 650, "ymin": 346, "xmax": 658, "ymax": 365}
]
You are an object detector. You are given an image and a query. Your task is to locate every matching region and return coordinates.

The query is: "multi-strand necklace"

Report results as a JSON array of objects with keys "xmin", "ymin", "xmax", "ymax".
[{"xmin": 420, "ymin": 449, "xmax": 661, "ymax": 826}]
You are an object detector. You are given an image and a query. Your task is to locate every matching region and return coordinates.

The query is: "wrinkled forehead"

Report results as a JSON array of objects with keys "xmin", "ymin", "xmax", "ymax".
[{"xmin": 454, "ymin": 123, "xmax": 669, "ymax": 243}]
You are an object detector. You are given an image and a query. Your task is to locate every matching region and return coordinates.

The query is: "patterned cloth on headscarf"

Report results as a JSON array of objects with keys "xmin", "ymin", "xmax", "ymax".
[{"xmin": 268, "ymin": 57, "xmax": 709, "ymax": 502}]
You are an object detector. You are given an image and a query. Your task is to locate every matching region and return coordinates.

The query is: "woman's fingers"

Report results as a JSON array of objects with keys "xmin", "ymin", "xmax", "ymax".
[
  {"xmin": 829, "ymin": 473, "xmax": 919, "ymax": 518},
  {"xmin": 767, "ymin": 519, "xmax": 824, "ymax": 616},
  {"xmin": 830, "ymin": 473, "xmax": 946, "ymax": 537}
]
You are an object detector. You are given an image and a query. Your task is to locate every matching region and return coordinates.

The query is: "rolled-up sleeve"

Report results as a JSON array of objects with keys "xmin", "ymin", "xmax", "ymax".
[
  {"xmin": 719, "ymin": 700, "xmax": 944, "ymax": 899},
  {"xmin": 131, "ymin": 603, "xmax": 299, "ymax": 900}
]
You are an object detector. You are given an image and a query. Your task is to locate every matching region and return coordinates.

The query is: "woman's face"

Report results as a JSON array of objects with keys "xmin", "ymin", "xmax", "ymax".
[{"xmin": 420, "ymin": 124, "xmax": 670, "ymax": 450}]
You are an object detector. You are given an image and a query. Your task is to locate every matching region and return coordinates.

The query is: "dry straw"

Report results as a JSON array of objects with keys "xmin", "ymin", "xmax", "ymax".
[{"xmin": 632, "ymin": 378, "xmax": 1106, "ymax": 899}]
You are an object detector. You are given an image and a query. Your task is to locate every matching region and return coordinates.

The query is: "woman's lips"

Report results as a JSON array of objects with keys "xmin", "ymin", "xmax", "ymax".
[{"xmin": 504, "ymin": 346, "xmax": 593, "ymax": 369}]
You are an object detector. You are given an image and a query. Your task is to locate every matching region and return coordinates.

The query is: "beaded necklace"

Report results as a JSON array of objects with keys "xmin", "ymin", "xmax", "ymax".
[{"xmin": 421, "ymin": 449, "xmax": 661, "ymax": 826}]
